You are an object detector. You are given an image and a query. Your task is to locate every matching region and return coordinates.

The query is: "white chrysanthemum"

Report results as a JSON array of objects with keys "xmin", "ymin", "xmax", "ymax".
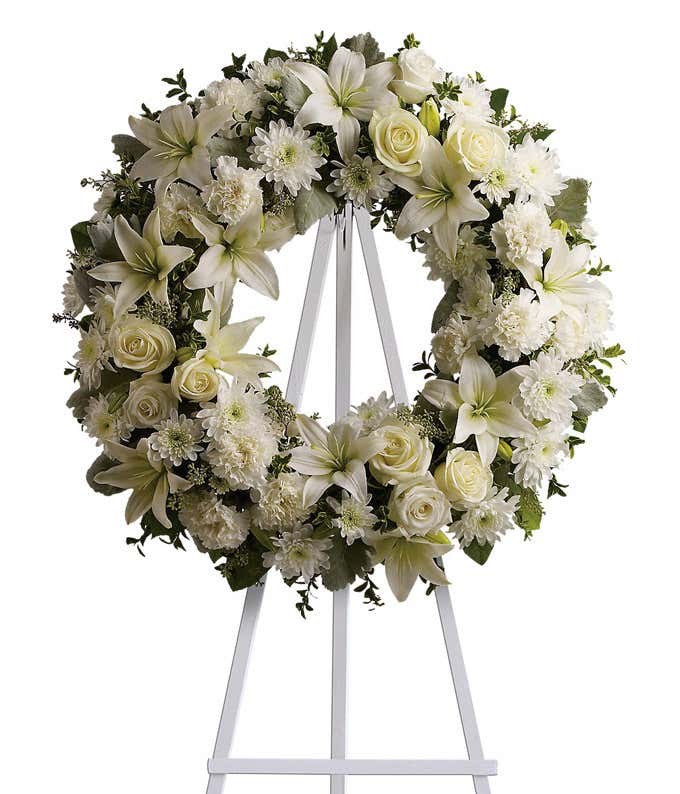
[
  {"xmin": 75, "ymin": 323, "xmax": 112, "ymax": 390},
  {"xmin": 327, "ymin": 492, "xmax": 377, "ymax": 545},
  {"xmin": 584, "ymin": 287, "xmax": 613, "ymax": 353},
  {"xmin": 89, "ymin": 284, "xmax": 121, "ymax": 330},
  {"xmin": 327, "ymin": 156, "xmax": 392, "ymax": 207},
  {"xmin": 518, "ymin": 350, "xmax": 584, "ymax": 423},
  {"xmin": 491, "ymin": 201, "xmax": 553, "ymax": 271},
  {"xmin": 431, "ymin": 313, "xmax": 480, "ymax": 375},
  {"xmin": 455, "ymin": 270, "xmax": 495, "ymax": 318},
  {"xmin": 91, "ymin": 184, "xmax": 116, "ymax": 222},
  {"xmin": 263, "ymin": 524, "xmax": 332, "ymax": 583},
  {"xmin": 179, "ymin": 490, "xmax": 249, "ymax": 551},
  {"xmin": 250, "ymin": 472, "xmax": 310, "ymax": 531},
  {"xmin": 477, "ymin": 159, "xmax": 519, "ymax": 204},
  {"xmin": 483, "ymin": 288, "xmax": 552, "ymax": 361},
  {"xmin": 148, "ymin": 413, "xmax": 204, "ymax": 467},
  {"xmin": 247, "ymin": 57, "xmax": 289, "ymax": 91},
  {"xmin": 158, "ymin": 183, "xmax": 204, "ymax": 240},
  {"xmin": 512, "ymin": 424, "xmax": 569, "ymax": 490},
  {"xmin": 204, "ymin": 422, "xmax": 278, "ymax": 490},
  {"xmin": 199, "ymin": 77, "xmax": 263, "ymax": 138},
  {"xmin": 250, "ymin": 120, "xmax": 325, "ymax": 196},
  {"xmin": 201, "ymin": 156, "xmax": 263, "ymax": 225},
  {"xmin": 441, "ymin": 77, "xmax": 492, "ymax": 122},
  {"xmin": 196, "ymin": 379, "xmax": 269, "ymax": 439},
  {"xmin": 511, "ymin": 135, "xmax": 566, "ymax": 206},
  {"xmin": 348, "ymin": 391, "xmax": 395, "ymax": 433},
  {"xmin": 452, "ymin": 486, "xmax": 519, "ymax": 548},
  {"xmin": 62, "ymin": 273, "xmax": 84, "ymax": 316},
  {"xmin": 420, "ymin": 227, "xmax": 491, "ymax": 285},
  {"xmin": 83, "ymin": 394, "xmax": 131, "ymax": 445},
  {"xmin": 550, "ymin": 312, "xmax": 589, "ymax": 362}
]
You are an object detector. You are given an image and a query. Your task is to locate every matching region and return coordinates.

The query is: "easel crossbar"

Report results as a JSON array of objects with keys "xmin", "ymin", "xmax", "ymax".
[{"xmin": 208, "ymin": 758, "xmax": 498, "ymax": 776}]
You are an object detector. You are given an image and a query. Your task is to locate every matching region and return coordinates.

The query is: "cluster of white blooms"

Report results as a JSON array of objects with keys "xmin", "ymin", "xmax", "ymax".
[
  {"xmin": 179, "ymin": 490, "xmax": 249, "ymax": 551},
  {"xmin": 250, "ymin": 473, "xmax": 310, "ymax": 531}
]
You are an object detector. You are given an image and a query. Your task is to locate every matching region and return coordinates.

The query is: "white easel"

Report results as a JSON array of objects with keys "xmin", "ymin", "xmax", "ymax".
[{"xmin": 205, "ymin": 203, "xmax": 497, "ymax": 792}]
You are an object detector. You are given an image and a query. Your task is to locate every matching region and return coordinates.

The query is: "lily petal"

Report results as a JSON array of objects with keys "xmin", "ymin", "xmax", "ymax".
[
  {"xmin": 233, "ymin": 249, "xmax": 280, "ymax": 299},
  {"xmin": 184, "ymin": 245, "xmax": 230, "ymax": 290},
  {"xmin": 485, "ymin": 402, "xmax": 534, "ymax": 439},
  {"xmin": 194, "ymin": 105, "xmax": 234, "ymax": 145},
  {"xmin": 454, "ymin": 402, "xmax": 487, "ymax": 444},
  {"xmin": 421, "ymin": 378, "xmax": 461, "ymax": 409},
  {"xmin": 287, "ymin": 61, "xmax": 331, "ymax": 94},
  {"xmin": 302, "ymin": 474, "xmax": 333, "ymax": 508},
  {"xmin": 177, "ymin": 147, "xmax": 212, "ymax": 189},
  {"xmin": 114, "ymin": 273, "xmax": 152, "ymax": 315},
  {"xmin": 295, "ymin": 414, "xmax": 329, "ymax": 448},
  {"xmin": 459, "ymin": 352, "xmax": 496, "ymax": 405},
  {"xmin": 88, "ymin": 261, "xmax": 132, "ymax": 283},
  {"xmin": 128, "ymin": 115, "xmax": 162, "ymax": 149},
  {"xmin": 295, "ymin": 92, "xmax": 342, "ymax": 129},
  {"xmin": 475, "ymin": 432, "xmax": 499, "ymax": 467},
  {"xmin": 394, "ymin": 195, "xmax": 445, "ymax": 240},
  {"xmin": 335, "ymin": 112, "xmax": 361, "ymax": 162}
]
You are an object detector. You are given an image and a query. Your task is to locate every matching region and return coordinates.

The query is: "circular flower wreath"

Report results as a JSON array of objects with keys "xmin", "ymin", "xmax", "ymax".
[{"xmin": 59, "ymin": 32, "xmax": 621, "ymax": 611}]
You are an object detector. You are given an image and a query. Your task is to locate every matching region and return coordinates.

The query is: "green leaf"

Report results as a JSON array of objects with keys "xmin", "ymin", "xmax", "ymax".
[
  {"xmin": 340, "ymin": 33, "xmax": 384, "ymax": 67},
  {"xmin": 264, "ymin": 48, "xmax": 289, "ymax": 63},
  {"xmin": 86, "ymin": 454, "xmax": 122, "ymax": 496},
  {"xmin": 294, "ymin": 184, "xmax": 337, "ymax": 234},
  {"xmin": 572, "ymin": 382, "xmax": 608, "ymax": 419},
  {"xmin": 207, "ymin": 136, "xmax": 251, "ymax": 168},
  {"xmin": 221, "ymin": 537, "xmax": 267, "ymax": 591},
  {"xmin": 548, "ymin": 178, "xmax": 590, "ymax": 226},
  {"xmin": 493, "ymin": 462, "xmax": 543, "ymax": 532},
  {"xmin": 70, "ymin": 222, "xmax": 91, "ymax": 254},
  {"xmin": 490, "ymin": 88, "xmax": 509, "ymax": 115},
  {"xmin": 321, "ymin": 534, "xmax": 372, "ymax": 591},
  {"xmin": 431, "ymin": 281, "xmax": 459, "ymax": 332},
  {"xmin": 321, "ymin": 34, "xmax": 338, "ymax": 65},
  {"xmin": 463, "ymin": 538, "xmax": 494, "ymax": 565}
]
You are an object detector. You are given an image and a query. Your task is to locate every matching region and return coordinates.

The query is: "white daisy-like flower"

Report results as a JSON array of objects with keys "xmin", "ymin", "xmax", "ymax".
[
  {"xmin": 511, "ymin": 135, "xmax": 566, "ymax": 206},
  {"xmin": 148, "ymin": 413, "xmax": 204, "ymax": 467},
  {"xmin": 431, "ymin": 313, "xmax": 480, "ymax": 375},
  {"xmin": 158, "ymin": 183, "xmax": 204, "ymax": 240},
  {"xmin": 250, "ymin": 120, "xmax": 325, "ymax": 196},
  {"xmin": 247, "ymin": 57, "xmax": 289, "ymax": 92},
  {"xmin": 83, "ymin": 394, "xmax": 131, "ymax": 445},
  {"xmin": 263, "ymin": 523, "xmax": 332, "ymax": 583},
  {"xmin": 179, "ymin": 490, "xmax": 249, "ymax": 551},
  {"xmin": 420, "ymin": 227, "xmax": 491, "ymax": 286},
  {"xmin": 477, "ymin": 159, "xmax": 518, "ymax": 205},
  {"xmin": 89, "ymin": 284, "xmax": 119, "ymax": 330},
  {"xmin": 204, "ymin": 422, "xmax": 278, "ymax": 490},
  {"xmin": 491, "ymin": 201, "xmax": 553, "ymax": 271},
  {"xmin": 75, "ymin": 323, "xmax": 112, "ymax": 390},
  {"xmin": 511, "ymin": 424, "xmax": 569, "ymax": 490},
  {"xmin": 452, "ymin": 486, "xmax": 519, "ymax": 548},
  {"xmin": 199, "ymin": 77, "xmax": 264, "ymax": 138},
  {"xmin": 327, "ymin": 492, "xmax": 377, "ymax": 545},
  {"xmin": 483, "ymin": 288, "xmax": 553, "ymax": 362},
  {"xmin": 201, "ymin": 156, "xmax": 263, "ymax": 225},
  {"xmin": 516, "ymin": 350, "xmax": 584, "ymax": 423},
  {"xmin": 62, "ymin": 273, "xmax": 84, "ymax": 316},
  {"xmin": 455, "ymin": 270, "xmax": 495, "ymax": 318},
  {"xmin": 441, "ymin": 77, "xmax": 493, "ymax": 122},
  {"xmin": 250, "ymin": 472, "xmax": 310, "ymax": 531},
  {"xmin": 196, "ymin": 379, "xmax": 269, "ymax": 439},
  {"xmin": 327, "ymin": 155, "xmax": 392, "ymax": 208},
  {"xmin": 348, "ymin": 391, "xmax": 395, "ymax": 433}
]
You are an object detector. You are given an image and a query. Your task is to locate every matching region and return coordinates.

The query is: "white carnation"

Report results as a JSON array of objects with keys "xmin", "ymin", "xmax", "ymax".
[
  {"xmin": 62, "ymin": 273, "xmax": 84, "ymax": 316},
  {"xmin": 158, "ymin": 183, "xmax": 204, "ymax": 240},
  {"xmin": 431, "ymin": 313, "xmax": 480, "ymax": 375},
  {"xmin": 179, "ymin": 490, "xmax": 249, "ymax": 551},
  {"xmin": 491, "ymin": 201, "xmax": 553, "ymax": 271},
  {"xmin": 452, "ymin": 487, "xmax": 519, "ymax": 548},
  {"xmin": 199, "ymin": 77, "xmax": 263, "ymax": 138},
  {"xmin": 517, "ymin": 350, "xmax": 584, "ymax": 423},
  {"xmin": 512, "ymin": 425, "xmax": 569, "ymax": 491},
  {"xmin": 251, "ymin": 472, "xmax": 310, "ymax": 531},
  {"xmin": 483, "ymin": 288, "xmax": 552, "ymax": 361},
  {"xmin": 550, "ymin": 312, "xmax": 590, "ymax": 362},
  {"xmin": 201, "ymin": 156, "xmax": 263, "ymax": 225},
  {"xmin": 455, "ymin": 270, "xmax": 495, "ymax": 318},
  {"xmin": 511, "ymin": 134, "xmax": 566, "ymax": 207}
]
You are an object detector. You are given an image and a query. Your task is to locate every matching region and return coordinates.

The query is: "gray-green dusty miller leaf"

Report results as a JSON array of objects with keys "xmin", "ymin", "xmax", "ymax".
[
  {"xmin": 111, "ymin": 134, "xmax": 148, "ymax": 162},
  {"xmin": 340, "ymin": 33, "xmax": 385, "ymax": 67},
  {"xmin": 321, "ymin": 534, "xmax": 372, "ymax": 591},
  {"xmin": 294, "ymin": 184, "xmax": 337, "ymax": 234},
  {"xmin": 573, "ymin": 382, "xmax": 608, "ymax": 418},
  {"xmin": 548, "ymin": 178, "xmax": 590, "ymax": 226},
  {"xmin": 86, "ymin": 454, "xmax": 123, "ymax": 495}
]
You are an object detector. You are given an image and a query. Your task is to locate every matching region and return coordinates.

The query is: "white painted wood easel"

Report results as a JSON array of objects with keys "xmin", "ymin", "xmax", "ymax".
[{"xmin": 205, "ymin": 203, "xmax": 497, "ymax": 792}]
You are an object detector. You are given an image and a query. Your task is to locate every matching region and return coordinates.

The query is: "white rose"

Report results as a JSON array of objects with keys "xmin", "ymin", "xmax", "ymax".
[
  {"xmin": 369, "ymin": 108, "xmax": 428, "ymax": 176},
  {"xmin": 110, "ymin": 318, "xmax": 176, "ymax": 374},
  {"xmin": 388, "ymin": 474, "xmax": 451, "ymax": 536},
  {"xmin": 444, "ymin": 119, "xmax": 509, "ymax": 178},
  {"xmin": 171, "ymin": 357, "xmax": 221, "ymax": 402},
  {"xmin": 434, "ymin": 448, "xmax": 492, "ymax": 507},
  {"xmin": 391, "ymin": 48, "xmax": 444, "ymax": 104},
  {"xmin": 124, "ymin": 375, "xmax": 177, "ymax": 429},
  {"xmin": 369, "ymin": 421, "xmax": 433, "ymax": 484}
]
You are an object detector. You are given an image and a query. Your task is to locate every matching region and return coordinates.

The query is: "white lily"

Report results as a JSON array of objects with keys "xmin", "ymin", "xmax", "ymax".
[
  {"xmin": 391, "ymin": 137, "xmax": 488, "ymax": 259},
  {"xmin": 516, "ymin": 230, "xmax": 604, "ymax": 320},
  {"xmin": 288, "ymin": 47, "xmax": 397, "ymax": 161},
  {"xmin": 422, "ymin": 351, "xmax": 534, "ymax": 466},
  {"xmin": 194, "ymin": 289, "xmax": 279, "ymax": 385},
  {"xmin": 369, "ymin": 529, "xmax": 452, "ymax": 602},
  {"xmin": 129, "ymin": 104, "xmax": 232, "ymax": 196},
  {"xmin": 184, "ymin": 212, "xmax": 279, "ymax": 300},
  {"xmin": 95, "ymin": 439, "xmax": 191, "ymax": 528},
  {"xmin": 289, "ymin": 416, "xmax": 386, "ymax": 508},
  {"xmin": 88, "ymin": 209, "xmax": 192, "ymax": 316}
]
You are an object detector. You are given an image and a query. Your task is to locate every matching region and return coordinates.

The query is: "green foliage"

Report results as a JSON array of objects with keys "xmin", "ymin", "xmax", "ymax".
[
  {"xmin": 294, "ymin": 184, "xmax": 337, "ymax": 233},
  {"xmin": 162, "ymin": 68, "xmax": 191, "ymax": 101},
  {"xmin": 221, "ymin": 53, "xmax": 246, "ymax": 79},
  {"xmin": 354, "ymin": 570, "xmax": 384, "ymax": 609},
  {"xmin": 296, "ymin": 576, "xmax": 319, "ymax": 618},
  {"xmin": 70, "ymin": 222, "xmax": 92, "ymax": 254},
  {"xmin": 464, "ymin": 538, "xmax": 494, "ymax": 565},
  {"xmin": 490, "ymin": 88, "xmax": 509, "ymax": 117},
  {"xmin": 217, "ymin": 536, "xmax": 268, "ymax": 591},
  {"xmin": 402, "ymin": 33, "xmax": 421, "ymax": 49},
  {"xmin": 126, "ymin": 510, "xmax": 187, "ymax": 556},
  {"xmin": 264, "ymin": 47, "xmax": 289, "ymax": 63},
  {"xmin": 494, "ymin": 463, "xmax": 543, "ymax": 535},
  {"xmin": 112, "ymin": 134, "xmax": 147, "ymax": 162},
  {"xmin": 549, "ymin": 178, "xmax": 590, "ymax": 227},
  {"xmin": 548, "ymin": 476, "xmax": 569, "ymax": 498},
  {"xmin": 431, "ymin": 281, "xmax": 459, "ymax": 332},
  {"xmin": 321, "ymin": 533, "xmax": 373, "ymax": 591},
  {"xmin": 340, "ymin": 33, "xmax": 384, "ymax": 66}
]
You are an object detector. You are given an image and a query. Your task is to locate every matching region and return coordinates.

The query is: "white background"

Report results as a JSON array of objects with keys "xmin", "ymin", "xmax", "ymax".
[{"xmin": 1, "ymin": 2, "xmax": 678, "ymax": 793}]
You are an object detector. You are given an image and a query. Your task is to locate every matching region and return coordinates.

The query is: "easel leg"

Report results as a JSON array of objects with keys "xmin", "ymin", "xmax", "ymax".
[
  {"xmin": 435, "ymin": 583, "xmax": 492, "ymax": 794},
  {"xmin": 206, "ymin": 581, "xmax": 266, "ymax": 794}
]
